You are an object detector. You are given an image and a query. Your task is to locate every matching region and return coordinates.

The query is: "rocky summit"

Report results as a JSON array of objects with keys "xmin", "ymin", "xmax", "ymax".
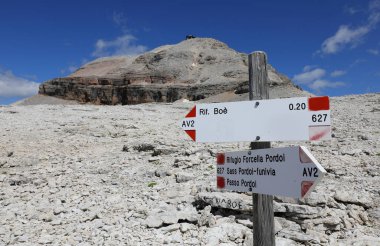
[{"xmin": 38, "ymin": 38, "xmax": 309, "ymax": 105}]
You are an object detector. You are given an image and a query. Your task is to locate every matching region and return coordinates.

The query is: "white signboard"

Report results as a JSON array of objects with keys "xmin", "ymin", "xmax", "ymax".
[
  {"xmin": 180, "ymin": 96, "xmax": 331, "ymax": 142},
  {"xmin": 216, "ymin": 146, "xmax": 325, "ymax": 198}
]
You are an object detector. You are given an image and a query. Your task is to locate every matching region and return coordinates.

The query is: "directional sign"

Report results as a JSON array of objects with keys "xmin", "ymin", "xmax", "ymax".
[
  {"xmin": 180, "ymin": 96, "xmax": 331, "ymax": 142},
  {"xmin": 216, "ymin": 146, "xmax": 325, "ymax": 198}
]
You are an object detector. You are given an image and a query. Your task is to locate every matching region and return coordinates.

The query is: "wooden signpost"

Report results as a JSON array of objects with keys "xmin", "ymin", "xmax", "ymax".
[
  {"xmin": 249, "ymin": 52, "xmax": 274, "ymax": 246},
  {"xmin": 179, "ymin": 51, "xmax": 329, "ymax": 246}
]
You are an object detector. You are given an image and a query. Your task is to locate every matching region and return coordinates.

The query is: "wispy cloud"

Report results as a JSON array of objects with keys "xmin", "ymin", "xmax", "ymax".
[
  {"xmin": 293, "ymin": 66, "xmax": 345, "ymax": 92},
  {"xmin": 0, "ymin": 69, "xmax": 39, "ymax": 98},
  {"xmin": 331, "ymin": 70, "xmax": 347, "ymax": 77},
  {"xmin": 293, "ymin": 66, "xmax": 326, "ymax": 84},
  {"xmin": 320, "ymin": 0, "xmax": 380, "ymax": 55},
  {"xmin": 113, "ymin": 11, "xmax": 128, "ymax": 32},
  {"xmin": 321, "ymin": 26, "xmax": 370, "ymax": 54},
  {"xmin": 367, "ymin": 48, "xmax": 379, "ymax": 55},
  {"xmin": 92, "ymin": 12, "xmax": 147, "ymax": 58},
  {"xmin": 60, "ymin": 65, "xmax": 78, "ymax": 75},
  {"xmin": 344, "ymin": 5, "xmax": 362, "ymax": 15},
  {"xmin": 369, "ymin": 0, "xmax": 380, "ymax": 26},
  {"xmin": 349, "ymin": 58, "xmax": 367, "ymax": 68},
  {"xmin": 60, "ymin": 59, "xmax": 89, "ymax": 76},
  {"xmin": 92, "ymin": 34, "xmax": 147, "ymax": 57},
  {"xmin": 309, "ymin": 80, "xmax": 345, "ymax": 90}
]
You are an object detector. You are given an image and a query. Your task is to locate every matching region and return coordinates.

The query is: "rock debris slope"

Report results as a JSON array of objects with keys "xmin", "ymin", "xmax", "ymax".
[
  {"xmin": 0, "ymin": 93, "xmax": 379, "ymax": 245},
  {"xmin": 38, "ymin": 38, "xmax": 310, "ymax": 105}
]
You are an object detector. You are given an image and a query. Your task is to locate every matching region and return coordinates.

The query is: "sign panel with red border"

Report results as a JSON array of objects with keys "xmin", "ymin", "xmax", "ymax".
[
  {"xmin": 216, "ymin": 146, "xmax": 325, "ymax": 198},
  {"xmin": 180, "ymin": 96, "xmax": 331, "ymax": 142}
]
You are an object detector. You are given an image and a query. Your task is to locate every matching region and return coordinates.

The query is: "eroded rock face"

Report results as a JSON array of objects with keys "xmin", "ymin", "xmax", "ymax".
[
  {"xmin": 39, "ymin": 77, "xmax": 238, "ymax": 105},
  {"xmin": 39, "ymin": 38, "xmax": 304, "ymax": 105}
]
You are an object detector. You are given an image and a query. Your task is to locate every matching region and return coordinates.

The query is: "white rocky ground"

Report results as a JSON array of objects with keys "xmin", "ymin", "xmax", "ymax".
[{"xmin": 0, "ymin": 93, "xmax": 379, "ymax": 245}]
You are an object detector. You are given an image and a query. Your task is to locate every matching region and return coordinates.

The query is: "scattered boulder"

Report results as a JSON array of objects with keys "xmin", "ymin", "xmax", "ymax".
[
  {"xmin": 145, "ymin": 215, "xmax": 164, "ymax": 228},
  {"xmin": 196, "ymin": 192, "xmax": 252, "ymax": 211},
  {"xmin": 334, "ymin": 190, "xmax": 373, "ymax": 209},
  {"xmin": 198, "ymin": 206, "xmax": 216, "ymax": 227},
  {"xmin": 133, "ymin": 143, "xmax": 155, "ymax": 152},
  {"xmin": 175, "ymin": 172, "xmax": 195, "ymax": 183}
]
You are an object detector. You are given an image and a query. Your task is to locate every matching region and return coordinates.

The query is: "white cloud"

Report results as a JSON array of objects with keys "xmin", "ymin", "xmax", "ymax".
[
  {"xmin": 92, "ymin": 12, "xmax": 148, "ymax": 58},
  {"xmin": 367, "ymin": 48, "xmax": 379, "ymax": 55},
  {"xmin": 302, "ymin": 65, "xmax": 318, "ymax": 72},
  {"xmin": 331, "ymin": 70, "xmax": 347, "ymax": 77},
  {"xmin": 92, "ymin": 34, "xmax": 147, "ymax": 57},
  {"xmin": 293, "ymin": 68, "xmax": 326, "ymax": 84},
  {"xmin": 0, "ymin": 70, "xmax": 39, "ymax": 98},
  {"xmin": 113, "ymin": 12, "xmax": 127, "ymax": 28},
  {"xmin": 349, "ymin": 58, "xmax": 367, "ymax": 68},
  {"xmin": 369, "ymin": 0, "xmax": 380, "ymax": 26},
  {"xmin": 293, "ymin": 67, "xmax": 345, "ymax": 92},
  {"xmin": 309, "ymin": 80, "xmax": 345, "ymax": 91},
  {"xmin": 68, "ymin": 66, "xmax": 78, "ymax": 73},
  {"xmin": 320, "ymin": 0, "xmax": 380, "ymax": 55},
  {"xmin": 60, "ymin": 58, "xmax": 89, "ymax": 75},
  {"xmin": 321, "ymin": 25, "xmax": 370, "ymax": 54},
  {"xmin": 344, "ymin": 6, "xmax": 361, "ymax": 15},
  {"xmin": 60, "ymin": 65, "xmax": 78, "ymax": 75}
]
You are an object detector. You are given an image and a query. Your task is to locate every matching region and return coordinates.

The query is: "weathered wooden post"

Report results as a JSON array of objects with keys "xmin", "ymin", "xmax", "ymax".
[{"xmin": 248, "ymin": 51, "xmax": 275, "ymax": 246}]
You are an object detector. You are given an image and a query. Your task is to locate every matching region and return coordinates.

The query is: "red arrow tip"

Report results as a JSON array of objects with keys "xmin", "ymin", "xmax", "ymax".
[
  {"xmin": 301, "ymin": 181, "xmax": 314, "ymax": 198},
  {"xmin": 185, "ymin": 130, "xmax": 196, "ymax": 141},
  {"xmin": 186, "ymin": 106, "xmax": 196, "ymax": 118},
  {"xmin": 309, "ymin": 126, "xmax": 331, "ymax": 141}
]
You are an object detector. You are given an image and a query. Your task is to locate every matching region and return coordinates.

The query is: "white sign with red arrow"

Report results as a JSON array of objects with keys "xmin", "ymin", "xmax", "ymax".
[
  {"xmin": 216, "ymin": 146, "xmax": 325, "ymax": 198},
  {"xmin": 180, "ymin": 96, "xmax": 331, "ymax": 142}
]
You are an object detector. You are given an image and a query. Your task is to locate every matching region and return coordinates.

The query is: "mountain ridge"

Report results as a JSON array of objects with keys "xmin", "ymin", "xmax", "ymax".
[{"xmin": 39, "ymin": 38, "xmax": 311, "ymax": 105}]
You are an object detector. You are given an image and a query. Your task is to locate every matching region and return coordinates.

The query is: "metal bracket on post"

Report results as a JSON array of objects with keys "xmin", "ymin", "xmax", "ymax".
[{"xmin": 249, "ymin": 51, "xmax": 275, "ymax": 246}]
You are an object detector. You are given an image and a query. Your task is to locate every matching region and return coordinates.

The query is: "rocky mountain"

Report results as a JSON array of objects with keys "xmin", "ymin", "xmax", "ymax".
[
  {"xmin": 0, "ymin": 93, "xmax": 379, "ymax": 245},
  {"xmin": 39, "ymin": 38, "xmax": 310, "ymax": 105}
]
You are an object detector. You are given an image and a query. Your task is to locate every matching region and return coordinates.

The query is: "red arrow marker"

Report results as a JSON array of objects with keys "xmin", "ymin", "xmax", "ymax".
[
  {"xmin": 183, "ymin": 106, "xmax": 197, "ymax": 141},
  {"xmin": 186, "ymin": 106, "xmax": 196, "ymax": 118},
  {"xmin": 185, "ymin": 130, "xmax": 196, "ymax": 141},
  {"xmin": 299, "ymin": 146, "xmax": 317, "ymax": 198},
  {"xmin": 301, "ymin": 181, "xmax": 314, "ymax": 198},
  {"xmin": 309, "ymin": 125, "xmax": 331, "ymax": 141}
]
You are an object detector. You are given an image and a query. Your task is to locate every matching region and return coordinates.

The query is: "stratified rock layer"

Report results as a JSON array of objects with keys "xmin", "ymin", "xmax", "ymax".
[{"xmin": 39, "ymin": 38, "xmax": 307, "ymax": 104}]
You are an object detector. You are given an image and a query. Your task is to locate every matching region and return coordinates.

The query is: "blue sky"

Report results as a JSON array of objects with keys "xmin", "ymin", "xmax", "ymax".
[{"xmin": 0, "ymin": 0, "xmax": 379, "ymax": 105}]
